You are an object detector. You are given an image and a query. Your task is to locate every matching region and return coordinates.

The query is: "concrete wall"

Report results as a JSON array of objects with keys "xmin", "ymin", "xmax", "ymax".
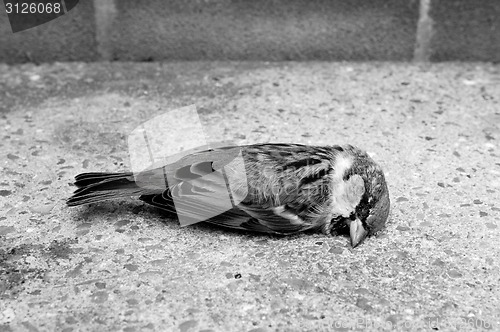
[
  {"xmin": 0, "ymin": 0, "xmax": 97, "ymax": 63},
  {"xmin": 0, "ymin": 0, "xmax": 498, "ymax": 63},
  {"xmin": 430, "ymin": 0, "xmax": 500, "ymax": 61}
]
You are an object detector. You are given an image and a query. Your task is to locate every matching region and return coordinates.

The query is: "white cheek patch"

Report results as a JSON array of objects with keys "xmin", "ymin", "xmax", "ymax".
[
  {"xmin": 345, "ymin": 174, "xmax": 365, "ymax": 206},
  {"xmin": 329, "ymin": 155, "xmax": 364, "ymax": 218}
]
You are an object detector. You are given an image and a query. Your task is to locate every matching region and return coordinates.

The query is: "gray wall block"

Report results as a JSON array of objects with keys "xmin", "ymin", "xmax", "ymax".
[
  {"xmin": 431, "ymin": 0, "xmax": 500, "ymax": 62},
  {"xmin": 0, "ymin": 1, "xmax": 97, "ymax": 63},
  {"xmin": 110, "ymin": 0, "xmax": 419, "ymax": 61}
]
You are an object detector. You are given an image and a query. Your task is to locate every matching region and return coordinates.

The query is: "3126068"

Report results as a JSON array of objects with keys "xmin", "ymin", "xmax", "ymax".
[{"xmin": 5, "ymin": 2, "xmax": 61, "ymax": 14}]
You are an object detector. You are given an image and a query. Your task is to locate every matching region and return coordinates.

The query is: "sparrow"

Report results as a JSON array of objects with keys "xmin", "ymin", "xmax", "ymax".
[{"xmin": 67, "ymin": 143, "xmax": 390, "ymax": 247}]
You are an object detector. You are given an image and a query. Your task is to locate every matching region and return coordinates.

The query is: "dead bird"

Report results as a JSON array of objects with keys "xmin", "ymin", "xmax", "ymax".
[{"xmin": 67, "ymin": 143, "xmax": 390, "ymax": 247}]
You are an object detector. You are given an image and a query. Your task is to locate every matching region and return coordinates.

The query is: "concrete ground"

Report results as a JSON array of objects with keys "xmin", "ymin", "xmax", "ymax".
[{"xmin": 0, "ymin": 62, "xmax": 499, "ymax": 331}]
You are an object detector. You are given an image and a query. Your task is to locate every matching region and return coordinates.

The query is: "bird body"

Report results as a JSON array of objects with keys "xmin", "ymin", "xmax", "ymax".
[{"xmin": 68, "ymin": 143, "xmax": 390, "ymax": 247}]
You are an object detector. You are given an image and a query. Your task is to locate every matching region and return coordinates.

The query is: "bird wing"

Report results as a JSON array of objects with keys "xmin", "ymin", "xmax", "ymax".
[{"xmin": 137, "ymin": 144, "xmax": 340, "ymax": 234}]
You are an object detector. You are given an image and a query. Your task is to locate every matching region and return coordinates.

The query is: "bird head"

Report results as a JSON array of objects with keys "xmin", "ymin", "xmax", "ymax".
[{"xmin": 342, "ymin": 147, "xmax": 391, "ymax": 247}]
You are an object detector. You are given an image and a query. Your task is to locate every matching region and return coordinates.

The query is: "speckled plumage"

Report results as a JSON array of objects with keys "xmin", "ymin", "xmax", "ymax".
[{"xmin": 67, "ymin": 143, "xmax": 390, "ymax": 247}]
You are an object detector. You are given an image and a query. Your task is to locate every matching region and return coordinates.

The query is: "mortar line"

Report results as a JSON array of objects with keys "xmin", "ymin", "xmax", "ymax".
[
  {"xmin": 414, "ymin": 0, "xmax": 434, "ymax": 62},
  {"xmin": 94, "ymin": 0, "xmax": 117, "ymax": 61}
]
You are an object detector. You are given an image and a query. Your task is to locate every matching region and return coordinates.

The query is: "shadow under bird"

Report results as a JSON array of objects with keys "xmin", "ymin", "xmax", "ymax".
[{"xmin": 67, "ymin": 143, "xmax": 390, "ymax": 247}]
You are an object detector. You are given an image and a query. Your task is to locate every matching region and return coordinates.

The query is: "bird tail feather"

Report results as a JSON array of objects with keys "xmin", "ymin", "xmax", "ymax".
[{"xmin": 67, "ymin": 172, "xmax": 147, "ymax": 206}]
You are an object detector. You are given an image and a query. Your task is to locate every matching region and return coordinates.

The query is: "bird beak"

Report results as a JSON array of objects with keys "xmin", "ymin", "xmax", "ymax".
[{"xmin": 350, "ymin": 218, "xmax": 368, "ymax": 248}]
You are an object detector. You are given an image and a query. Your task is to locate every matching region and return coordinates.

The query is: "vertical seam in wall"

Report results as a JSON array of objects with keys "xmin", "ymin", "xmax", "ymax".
[
  {"xmin": 60, "ymin": 0, "xmax": 68, "ymax": 13},
  {"xmin": 94, "ymin": 0, "xmax": 117, "ymax": 61},
  {"xmin": 414, "ymin": 0, "xmax": 434, "ymax": 62}
]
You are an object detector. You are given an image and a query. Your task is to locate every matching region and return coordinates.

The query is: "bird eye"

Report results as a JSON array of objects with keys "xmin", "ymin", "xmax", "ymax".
[{"xmin": 349, "ymin": 213, "xmax": 356, "ymax": 221}]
